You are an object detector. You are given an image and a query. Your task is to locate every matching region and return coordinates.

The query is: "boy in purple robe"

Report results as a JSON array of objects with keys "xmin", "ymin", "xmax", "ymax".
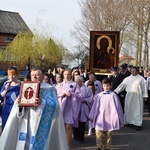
[{"xmin": 89, "ymin": 78, "xmax": 123, "ymax": 150}]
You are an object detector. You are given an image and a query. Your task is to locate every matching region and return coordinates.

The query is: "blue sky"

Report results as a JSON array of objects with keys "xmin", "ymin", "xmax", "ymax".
[{"xmin": 1, "ymin": 0, "xmax": 81, "ymax": 50}]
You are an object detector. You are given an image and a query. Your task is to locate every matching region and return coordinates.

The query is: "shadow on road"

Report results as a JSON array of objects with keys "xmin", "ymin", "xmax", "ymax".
[{"xmin": 71, "ymin": 111, "xmax": 150, "ymax": 150}]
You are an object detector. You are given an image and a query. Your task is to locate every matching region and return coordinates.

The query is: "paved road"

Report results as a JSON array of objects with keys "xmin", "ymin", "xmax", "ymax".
[
  {"xmin": 0, "ymin": 111, "xmax": 149, "ymax": 150},
  {"xmin": 71, "ymin": 111, "xmax": 150, "ymax": 150}
]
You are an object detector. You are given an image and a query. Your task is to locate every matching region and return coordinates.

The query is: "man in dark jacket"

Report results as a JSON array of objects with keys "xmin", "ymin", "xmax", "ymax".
[
  {"xmin": 79, "ymin": 64, "xmax": 89, "ymax": 82},
  {"xmin": 119, "ymin": 63, "xmax": 131, "ymax": 78},
  {"xmin": 109, "ymin": 67, "xmax": 125, "ymax": 112}
]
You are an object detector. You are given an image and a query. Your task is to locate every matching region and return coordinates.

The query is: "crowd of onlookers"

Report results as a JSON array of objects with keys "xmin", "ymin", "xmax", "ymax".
[{"xmin": 0, "ymin": 63, "xmax": 150, "ymax": 150}]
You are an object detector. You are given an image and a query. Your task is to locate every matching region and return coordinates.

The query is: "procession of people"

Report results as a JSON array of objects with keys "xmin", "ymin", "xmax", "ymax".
[{"xmin": 0, "ymin": 63, "xmax": 149, "ymax": 150}]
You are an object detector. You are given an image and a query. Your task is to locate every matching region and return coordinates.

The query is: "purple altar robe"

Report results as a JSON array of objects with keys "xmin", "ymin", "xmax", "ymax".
[
  {"xmin": 78, "ymin": 84, "xmax": 93, "ymax": 122},
  {"xmin": 56, "ymin": 80, "xmax": 81, "ymax": 124},
  {"xmin": 85, "ymin": 80, "xmax": 103, "ymax": 93},
  {"xmin": 89, "ymin": 91, "xmax": 124, "ymax": 131},
  {"xmin": 89, "ymin": 91, "xmax": 99, "ymax": 109}
]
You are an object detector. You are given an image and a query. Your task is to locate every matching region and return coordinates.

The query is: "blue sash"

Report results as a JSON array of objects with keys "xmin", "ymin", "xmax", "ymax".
[{"xmin": 31, "ymin": 87, "xmax": 56, "ymax": 150}]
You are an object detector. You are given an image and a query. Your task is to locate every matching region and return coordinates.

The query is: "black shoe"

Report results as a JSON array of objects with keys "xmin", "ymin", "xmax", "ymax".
[
  {"xmin": 135, "ymin": 126, "xmax": 141, "ymax": 131},
  {"xmin": 98, "ymin": 148, "xmax": 102, "ymax": 150},
  {"xmin": 126, "ymin": 124, "xmax": 133, "ymax": 127}
]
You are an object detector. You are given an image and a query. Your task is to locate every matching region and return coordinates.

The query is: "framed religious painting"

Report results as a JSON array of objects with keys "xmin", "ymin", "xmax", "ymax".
[
  {"xmin": 19, "ymin": 81, "xmax": 40, "ymax": 106},
  {"xmin": 89, "ymin": 31, "xmax": 120, "ymax": 74}
]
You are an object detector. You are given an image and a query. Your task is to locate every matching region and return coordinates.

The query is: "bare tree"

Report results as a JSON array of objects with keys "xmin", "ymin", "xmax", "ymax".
[
  {"xmin": 72, "ymin": 0, "xmax": 134, "ymax": 51},
  {"xmin": 128, "ymin": 0, "xmax": 150, "ymax": 67},
  {"xmin": 72, "ymin": 0, "xmax": 150, "ymax": 68},
  {"xmin": 71, "ymin": 46, "xmax": 89, "ymax": 66}
]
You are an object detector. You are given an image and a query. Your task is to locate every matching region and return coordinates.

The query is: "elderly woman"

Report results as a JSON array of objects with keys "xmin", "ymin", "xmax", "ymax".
[
  {"xmin": 73, "ymin": 75, "xmax": 93, "ymax": 143},
  {"xmin": 0, "ymin": 66, "xmax": 21, "ymax": 131}
]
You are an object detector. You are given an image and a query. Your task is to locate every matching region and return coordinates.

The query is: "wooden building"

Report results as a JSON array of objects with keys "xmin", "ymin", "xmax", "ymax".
[{"xmin": 0, "ymin": 10, "xmax": 30, "ymax": 75}]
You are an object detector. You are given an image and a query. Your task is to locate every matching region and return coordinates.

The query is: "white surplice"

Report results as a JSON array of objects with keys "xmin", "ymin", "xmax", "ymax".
[
  {"xmin": 0, "ymin": 82, "xmax": 68, "ymax": 150},
  {"xmin": 114, "ymin": 74, "xmax": 148, "ymax": 126}
]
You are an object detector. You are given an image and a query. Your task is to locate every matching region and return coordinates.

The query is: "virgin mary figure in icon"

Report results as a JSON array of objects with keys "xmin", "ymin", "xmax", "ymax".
[{"xmin": 94, "ymin": 35, "xmax": 115, "ymax": 69}]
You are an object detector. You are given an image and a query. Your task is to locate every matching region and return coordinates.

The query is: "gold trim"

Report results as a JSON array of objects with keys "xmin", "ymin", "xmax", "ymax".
[
  {"xmin": 99, "ymin": 69, "xmax": 107, "ymax": 72},
  {"xmin": 96, "ymin": 35, "xmax": 115, "ymax": 54}
]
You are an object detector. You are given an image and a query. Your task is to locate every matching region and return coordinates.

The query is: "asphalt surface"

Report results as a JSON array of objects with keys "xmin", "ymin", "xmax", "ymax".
[
  {"xmin": 0, "ymin": 110, "xmax": 149, "ymax": 150},
  {"xmin": 71, "ymin": 110, "xmax": 150, "ymax": 150}
]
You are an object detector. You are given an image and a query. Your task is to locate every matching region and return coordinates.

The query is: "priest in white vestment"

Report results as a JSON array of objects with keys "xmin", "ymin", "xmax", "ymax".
[
  {"xmin": 114, "ymin": 66, "xmax": 148, "ymax": 130},
  {"xmin": 0, "ymin": 68, "xmax": 68, "ymax": 150}
]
